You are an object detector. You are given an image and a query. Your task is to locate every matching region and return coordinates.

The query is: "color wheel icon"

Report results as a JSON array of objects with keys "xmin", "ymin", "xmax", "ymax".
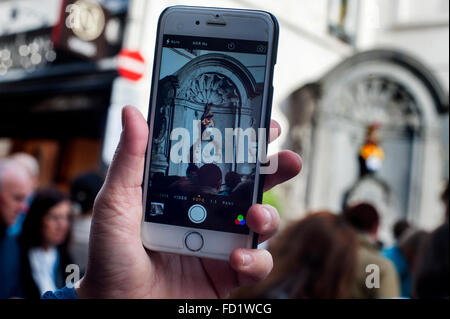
[{"xmin": 234, "ymin": 214, "xmax": 246, "ymax": 226}]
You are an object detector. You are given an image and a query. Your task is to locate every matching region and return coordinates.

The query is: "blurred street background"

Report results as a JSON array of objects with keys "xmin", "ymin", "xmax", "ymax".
[{"xmin": 0, "ymin": 0, "xmax": 448, "ymax": 299}]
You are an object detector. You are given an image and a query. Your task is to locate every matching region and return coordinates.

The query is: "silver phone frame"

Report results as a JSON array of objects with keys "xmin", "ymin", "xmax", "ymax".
[{"xmin": 141, "ymin": 6, "xmax": 276, "ymax": 261}]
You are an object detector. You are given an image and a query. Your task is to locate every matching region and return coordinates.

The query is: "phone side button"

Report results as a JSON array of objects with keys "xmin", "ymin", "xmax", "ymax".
[{"xmin": 184, "ymin": 232, "xmax": 204, "ymax": 252}]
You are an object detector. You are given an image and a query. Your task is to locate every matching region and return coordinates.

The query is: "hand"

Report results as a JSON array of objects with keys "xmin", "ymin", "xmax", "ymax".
[{"xmin": 76, "ymin": 106, "xmax": 302, "ymax": 298}]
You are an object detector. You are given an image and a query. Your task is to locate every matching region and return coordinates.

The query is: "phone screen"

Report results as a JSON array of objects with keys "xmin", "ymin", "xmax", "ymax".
[{"xmin": 145, "ymin": 34, "xmax": 269, "ymax": 235}]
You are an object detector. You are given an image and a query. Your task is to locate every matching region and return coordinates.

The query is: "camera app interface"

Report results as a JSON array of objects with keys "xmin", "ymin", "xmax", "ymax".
[{"xmin": 145, "ymin": 34, "xmax": 268, "ymax": 234}]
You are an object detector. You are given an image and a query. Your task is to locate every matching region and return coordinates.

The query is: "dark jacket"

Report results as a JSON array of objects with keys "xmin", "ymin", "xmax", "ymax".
[
  {"xmin": 0, "ymin": 230, "xmax": 23, "ymax": 298},
  {"xmin": 20, "ymin": 246, "xmax": 72, "ymax": 299}
]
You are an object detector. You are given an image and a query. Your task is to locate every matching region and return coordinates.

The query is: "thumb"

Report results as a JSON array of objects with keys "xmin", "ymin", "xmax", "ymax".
[
  {"xmin": 103, "ymin": 106, "xmax": 149, "ymax": 192},
  {"xmin": 81, "ymin": 107, "xmax": 150, "ymax": 297}
]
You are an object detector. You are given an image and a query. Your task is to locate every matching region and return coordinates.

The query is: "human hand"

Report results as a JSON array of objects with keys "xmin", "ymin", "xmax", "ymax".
[{"xmin": 76, "ymin": 106, "xmax": 302, "ymax": 298}]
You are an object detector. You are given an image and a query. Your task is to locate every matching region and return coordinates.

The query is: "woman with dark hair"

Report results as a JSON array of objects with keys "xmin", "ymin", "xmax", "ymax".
[
  {"xmin": 233, "ymin": 212, "xmax": 359, "ymax": 299},
  {"xmin": 19, "ymin": 188, "xmax": 72, "ymax": 298}
]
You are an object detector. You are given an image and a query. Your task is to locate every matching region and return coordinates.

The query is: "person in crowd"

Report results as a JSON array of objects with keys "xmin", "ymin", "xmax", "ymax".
[
  {"xmin": 411, "ymin": 185, "xmax": 449, "ymax": 299},
  {"xmin": 186, "ymin": 164, "xmax": 199, "ymax": 184},
  {"xmin": 382, "ymin": 219, "xmax": 411, "ymax": 297},
  {"xmin": 383, "ymin": 228, "xmax": 428, "ymax": 298},
  {"xmin": 197, "ymin": 163, "xmax": 223, "ymax": 194},
  {"xmin": 167, "ymin": 165, "xmax": 200, "ymax": 193},
  {"xmin": 231, "ymin": 180, "xmax": 254, "ymax": 203},
  {"xmin": 219, "ymin": 172, "xmax": 242, "ymax": 196},
  {"xmin": 41, "ymin": 106, "xmax": 302, "ymax": 299},
  {"xmin": 7, "ymin": 153, "xmax": 40, "ymax": 236},
  {"xmin": 233, "ymin": 211, "xmax": 359, "ymax": 299},
  {"xmin": 19, "ymin": 188, "xmax": 73, "ymax": 298},
  {"xmin": 413, "ymin": 222, "xmax": 449, "ymax": 299},
  {"xmin": 70, "ymin": 172, "xmax": 104, "ymax": 275},
  {"xmin": 343, "ymin": 203, "xmax": 400, "ymax": 298},
  {"xmin": 150, "ymin": 172, "xmax": 165, "ymax": 189},
  {"xmin": 0, "ymin": 158, "xmax": 33, "ymax": 298},
  {"xmin": 392, "ymin": 219, "xmax": 410, "ymax": 242}
]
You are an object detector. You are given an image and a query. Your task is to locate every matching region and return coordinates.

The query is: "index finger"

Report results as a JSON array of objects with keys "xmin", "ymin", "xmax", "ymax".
[{"xmin": 269, "ymin": 120, "xmax": 281, "ymax": 143}]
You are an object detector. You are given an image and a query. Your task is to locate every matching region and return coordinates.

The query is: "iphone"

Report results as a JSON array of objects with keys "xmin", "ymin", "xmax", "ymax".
[{"xmin": 142, "ymin": 6, "xmax": 279, "ymax": 260}]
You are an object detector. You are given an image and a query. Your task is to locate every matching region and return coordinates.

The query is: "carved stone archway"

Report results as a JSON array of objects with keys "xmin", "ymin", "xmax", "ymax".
[
  {"xmin": 283, "ymin": 49, "xmax": 448, "ymax": 245},
  {"xmin": 151, "ymin": 53, "xmax": 261, "ymax": 182}
]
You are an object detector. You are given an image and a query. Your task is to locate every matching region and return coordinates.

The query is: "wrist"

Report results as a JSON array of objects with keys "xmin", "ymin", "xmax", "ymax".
[
  {"xmin": 75, "ymin": 273, "xmax": 114, "ymax": 299},
  {"xmin": 75, "ymin": 277, "xmax": 91, "ymax": 299}
]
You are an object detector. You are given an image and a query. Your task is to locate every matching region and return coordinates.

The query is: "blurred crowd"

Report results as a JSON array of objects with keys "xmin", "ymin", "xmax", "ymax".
[
  {"xmin": 233, "ymin": 186, "xmax": 449, "ymax": 299},
  {"xmin": 0, "ymin": 153, "xmax": 104, "ymax": 298},
  {"xmin": 1, "ymin": 152, "xmax": 448, "ymax": 299},
  {"xmin": 153, "ymin": 163, "xmax": 254, "ymax": 201}
]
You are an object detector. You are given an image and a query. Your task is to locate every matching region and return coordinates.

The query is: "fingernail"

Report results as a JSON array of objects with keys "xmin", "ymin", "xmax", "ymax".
[
  {"xmin": 242, "ymin": 253, "xmax": 253, "ymax": 267},
  {"xmin": 263, "ymin": 206, "xmax": 272, "ymax": 228},
  {"xmin": 121, "ymin": 106, "xmax": 128, "ymax": 130}
]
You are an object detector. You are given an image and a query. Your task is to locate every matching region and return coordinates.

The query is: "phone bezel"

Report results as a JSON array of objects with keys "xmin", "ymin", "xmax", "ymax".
[{"xmin": 141, "ymin": 6, "xmax": 278, "ymax": 261}]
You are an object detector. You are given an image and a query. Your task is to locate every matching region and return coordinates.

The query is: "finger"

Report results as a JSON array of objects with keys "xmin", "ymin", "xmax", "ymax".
[
  {"xmin": 246, "ymin": 204, "xmax": 280, "ymax": 244},
  {"xmin": 263, "ymin": 150, "xmax": 302, "ymax": 192},
  {"xmin": 269, "ymin": 120, "xmax": 281, "ymax": 143},
  {"xmin": 104, "ymin": 106, "xmax": 149, "ymax": 191},
  {"xmin": 230, "ymin": 249, "xmax": 273, "ymax": 287}
]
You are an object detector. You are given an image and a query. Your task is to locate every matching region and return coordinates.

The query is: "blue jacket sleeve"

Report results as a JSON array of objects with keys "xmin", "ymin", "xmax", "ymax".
[{"xmin": 41, "ymin": 286, "xmax": 78, "ymax": 299}]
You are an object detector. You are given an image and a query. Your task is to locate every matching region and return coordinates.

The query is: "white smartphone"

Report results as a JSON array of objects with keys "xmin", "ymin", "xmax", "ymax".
[{"xmin": 141, "ymin": 6, "xmax": 279, "ymax": 261}]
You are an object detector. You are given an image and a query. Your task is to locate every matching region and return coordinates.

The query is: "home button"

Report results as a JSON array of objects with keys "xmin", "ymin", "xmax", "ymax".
[{"xmin": 184, "ymin": 232, "xmax": 204, "ymax": 252}]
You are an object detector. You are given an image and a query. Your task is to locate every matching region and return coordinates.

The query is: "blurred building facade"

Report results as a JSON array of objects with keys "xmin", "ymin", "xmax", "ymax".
[
  {"xmin": 114, "ymin": 0, "xmax": 448, "ymax": 244},
  {"xmin": 278, "ymin": 0, "xmax": 449, "ymax": 245},
  {"xmin": 0, "ymin": 0, "xmax": 129, "ymax": 190},
  {"xmin": 0, "ymin": 0, "xmax": 448, "ymax": 245}
]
